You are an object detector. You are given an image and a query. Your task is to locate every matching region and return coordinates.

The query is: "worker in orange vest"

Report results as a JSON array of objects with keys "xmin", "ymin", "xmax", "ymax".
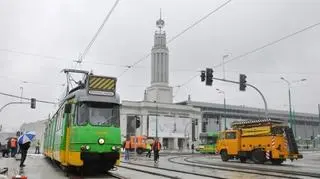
[
  {"xmin": 152, "ymin": 138, "xmax": 161, "ymax": 163},
  {"xmin": 122, "ymin": 138, "xmax": 131, "ymax": 161}
]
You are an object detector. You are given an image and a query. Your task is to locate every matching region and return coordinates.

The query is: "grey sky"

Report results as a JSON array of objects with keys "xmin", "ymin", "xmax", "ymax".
[{"xmin": 0, "ymin": 0, "xmax": 319, "ymax": 131}]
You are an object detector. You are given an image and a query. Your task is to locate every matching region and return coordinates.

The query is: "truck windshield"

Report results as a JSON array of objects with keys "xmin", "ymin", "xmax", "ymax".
[{"xmin": 77, "ymin": 102, "xmax": 120, "ymax": 127}]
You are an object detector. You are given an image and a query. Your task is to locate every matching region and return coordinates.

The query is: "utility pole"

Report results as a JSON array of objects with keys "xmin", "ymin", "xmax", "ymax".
[
  {"xmin": 280, "ymin": 77, "xmax": 307, "ymax": 131},
  {"xmin": 293, "ymin": 108, "xmax": 297, "ymax": 137},
  {"xmin": 318, "ymin": 104, "xmax": 320, "ymax": 135},
  {"xmin": 288, "ymin": 88, "xmax": 293, "ymax": 128},
  {"xmin": 216, "ymin": 88, "xmax": 226, "ymax": 130},
  {"xmin": 134, "ymin": 115, "xmax": 137, "ymax": 160},
  {"xmin": 222, "ymin": 55, "xmax": 228, "ymax": 80},
  {"xmin": 224, "ymin": 97, "xmax": 226, "ymax": 130},
  {"xmin": 20, "ymin": 87, "xmax": 23, "ymax": 102}
]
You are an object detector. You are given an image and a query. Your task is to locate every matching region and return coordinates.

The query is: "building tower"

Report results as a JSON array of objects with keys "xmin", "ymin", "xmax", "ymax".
[{"xmin": 145, "ymin": 11, "xmax": 173, "ymax": 103}]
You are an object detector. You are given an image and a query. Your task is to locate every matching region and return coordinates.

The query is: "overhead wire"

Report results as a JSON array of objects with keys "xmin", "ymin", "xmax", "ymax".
[
  {"xmin": 214, "ymin": 20, "xmax": 320, "ymax": 68},
  {"xmin": 117, "ymin": 0, "xmax": 232, "ymax": 77},
  {"xmin": 76, "ymin": 0, "xmax": 120, "ymax": 64},
  {"xmin": 173, "ymin": 20, "xmax": 320, "ymax": 95},
  {"xmin": 0, "ymin": 48, "xmax": 143, "ymax": 68}
]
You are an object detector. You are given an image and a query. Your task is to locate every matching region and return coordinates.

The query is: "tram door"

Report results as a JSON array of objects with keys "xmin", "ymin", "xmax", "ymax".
[{"xmin": 62, "ymin": 103, "xmax": 72, "ymax": 165}]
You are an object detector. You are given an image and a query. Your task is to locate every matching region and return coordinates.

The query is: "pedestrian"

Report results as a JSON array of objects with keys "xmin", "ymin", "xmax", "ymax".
[
  {"xmin": 1, "ymin": 144, "xmax": 9, "ymax": 158},
  {"xmin": 122, "ymin": 138, "xmax": 131, "ymax": 161},
  {"xmin": 19, "ymin": 141, "xmax": 31, "ymax": 167},
  {"xmin": 191, "ymin": 143, "xmax": 195, "ymax": 154},
  {"xmin": 6, "ymin": 139, "xmax": 11, "ymax": 157},
  {"xmin": 10, "ymin": 138, "xmax": 17, "ymax": 157},
  {"xmin": 152, "ymin": 138, "xmax": 161, "ymax": 163},
  {"xmin": 146, "ymin": 143, "xmax": 152, "ymax": 158},
  {"xmin": 35, "ymin": 140, "xmax": 40, "ymax": 154}
]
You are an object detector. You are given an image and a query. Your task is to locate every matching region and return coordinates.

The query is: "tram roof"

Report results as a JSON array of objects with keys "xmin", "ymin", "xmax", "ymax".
[{"xmin": 65, "ymin": 88, "xmax": 120, "ymax": 104}]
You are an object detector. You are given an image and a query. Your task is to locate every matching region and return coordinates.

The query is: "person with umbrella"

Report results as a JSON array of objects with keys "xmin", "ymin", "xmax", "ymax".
[{"xmin": 18, "ymin": 131, "xmax": 36, "ymax": 167}]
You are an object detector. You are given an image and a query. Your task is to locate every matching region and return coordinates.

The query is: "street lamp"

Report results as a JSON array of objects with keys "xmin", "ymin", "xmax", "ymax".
[
  {"xmin": 20, "ymin": 87, "xmax": 24, "ymax": 102},
  {"xmin": 222, "ymin": 54, "xmax": 230, "ymax": 80},
  {"xmin": 216, "ymin": 88, "xmax": 226, "ymax": 130},
  {"xmin": 280, "ymin": 77, "xmax": 307, "ymax": 136}
]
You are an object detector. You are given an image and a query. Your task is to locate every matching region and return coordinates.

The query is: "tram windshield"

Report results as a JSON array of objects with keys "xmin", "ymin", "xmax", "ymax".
[
  {"xmin": 200, "ymin": 135, "xmax": 218, "ymax": 145},
  {"xmin": 77, "ymin": 102, "xmax": 120, "ymax": 127}
]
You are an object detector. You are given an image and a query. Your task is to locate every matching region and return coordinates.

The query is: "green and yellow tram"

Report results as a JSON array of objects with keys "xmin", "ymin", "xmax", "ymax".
[
  {"xmin": 196, "ymin": 132, "xmax": 219, "ymax": 154},
  {"xmin": 44, "ymin": 69, "xmax": 122, "ymax": 172}
]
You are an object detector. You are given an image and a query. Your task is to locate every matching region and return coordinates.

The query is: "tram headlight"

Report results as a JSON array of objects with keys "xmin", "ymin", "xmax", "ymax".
[
  {"xmin": 98, "ymin": 138, "xmax": 105, "ymax": 145},
  {"xmin": 111, "ymin": 146, "xmax": 121, "ymax": 151},
  {"xmin": 81, "ymin": 145, "xmax": 91, "ymax": 151}
]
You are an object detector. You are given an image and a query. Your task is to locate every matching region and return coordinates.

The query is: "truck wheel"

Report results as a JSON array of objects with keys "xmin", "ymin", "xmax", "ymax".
[
  {"xmin": 220, "ymin": 150, "xmax": 229, "ymax": 162},
  {"xmin": 251, "ymin": 149, "xmax": 266, "ymax": 164},
  {"xmin": 271, "ymin": 159, "xmax": 284, "ymax": 165},
  {"xmin": 240, "ymin": 157, "xmax": 247, "ymax": 163},
  {"xmin": 136, "ymin": 148, "xmax": 143, "ymax": 155}
]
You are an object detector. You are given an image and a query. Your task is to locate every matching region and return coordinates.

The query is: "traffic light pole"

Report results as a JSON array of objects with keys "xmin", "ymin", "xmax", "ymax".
[
  {"xmin": 134, "ymin": 116, "xmax": 137, "ymax": 160},
  {"xmin": 213, "ymin": 77, "xmax": 269, "ymax": 119},
  {"xmin": 0, "ymin": 102, "xmax": 30, "ymax": 113}
]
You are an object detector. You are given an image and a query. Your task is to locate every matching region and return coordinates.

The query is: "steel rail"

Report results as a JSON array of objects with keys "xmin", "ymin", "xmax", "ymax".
[{"xmin": 183, "ymin": 156, "xmax": 320, "ymax": 178}]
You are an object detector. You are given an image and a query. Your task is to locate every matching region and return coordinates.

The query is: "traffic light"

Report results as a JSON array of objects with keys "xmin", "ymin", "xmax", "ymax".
[
  {"xmin": 135, "ymin": 116, "xmax": 140, "ymax": 128},
  {"xmin": 206, "ymin": 68, "xmax": 213, "ymax": 86},
  {"xmin": 311, "ymin": 136, "xmax": 314, "ymax": 140},
  {"xmin": 239, "ymin": 74, "xmax": 247, "ymax": 91},
  {"xmin": 30, "ymin": 98, "xmax": 36, "ymax": 109},
  {"xmin": 200, "ymin": 70, "xmax": 206, "ymax": 82}
]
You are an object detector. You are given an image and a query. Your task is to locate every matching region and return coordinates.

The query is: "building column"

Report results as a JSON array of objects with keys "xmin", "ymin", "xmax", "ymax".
[{"xmin": 173, "ymin": 138, "xmax": 178, "ymax": 150}]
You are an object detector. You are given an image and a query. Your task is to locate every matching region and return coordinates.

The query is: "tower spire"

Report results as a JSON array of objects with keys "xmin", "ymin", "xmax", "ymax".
[{"xmin": 156, "ymin": 9, "xmax": 165, "ymax": 32}]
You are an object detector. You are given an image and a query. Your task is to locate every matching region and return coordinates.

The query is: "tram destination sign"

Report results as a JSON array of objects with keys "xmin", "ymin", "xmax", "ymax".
[{"xmin": 88, "ymin": 75, "xmax": 116, "ymax": 96}]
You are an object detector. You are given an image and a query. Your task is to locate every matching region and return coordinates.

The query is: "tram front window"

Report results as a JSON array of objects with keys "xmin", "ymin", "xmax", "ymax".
[
  {"xmin": 208, "ymin": 136, "xmax": 218, "ymax": 145},
  {"xmin": 77, "ymin": 102, "xmax": 120, "ymax": 127},
  {"xmin": 200, "ymin": 136, "xmax": 207, "ymax": 145}
]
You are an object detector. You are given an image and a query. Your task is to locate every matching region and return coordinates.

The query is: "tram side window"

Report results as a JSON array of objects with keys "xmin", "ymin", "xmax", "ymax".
[{"xmin": 226, "ymin": 132, "xmax": 236, "ymax": 139}]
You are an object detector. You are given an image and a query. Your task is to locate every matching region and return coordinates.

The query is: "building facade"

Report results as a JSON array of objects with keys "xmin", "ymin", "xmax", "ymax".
[
  {"xmin": 177, "ymin": 100, "xmax": 320, "ymax": 140},
  {"xmin": 120, "ymin": 15, "xmax": 201, "ymax": 150},
  {"xmin": 20, "ymin": 120, "xmax": 47, "ymax": 153}
]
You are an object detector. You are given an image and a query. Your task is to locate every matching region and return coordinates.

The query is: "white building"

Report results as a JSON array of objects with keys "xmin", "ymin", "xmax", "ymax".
[{"xmin": 120, "ymin": 15, "xmax": 201, "ymax": 150}]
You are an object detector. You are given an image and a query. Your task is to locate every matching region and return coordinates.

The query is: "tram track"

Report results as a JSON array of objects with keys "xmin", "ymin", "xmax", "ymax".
[
  {"xmin": 169, "ymin": 155, "xmax": 320, "ymax": 179},
  {"xmin": 120, "ymin": 161, "xmax": 225, "ymax": 179}
]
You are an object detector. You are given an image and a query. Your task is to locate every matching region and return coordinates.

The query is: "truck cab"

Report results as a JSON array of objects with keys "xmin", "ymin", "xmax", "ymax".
[{"xmin": 216, "ymin": 130, "xmax": 241, "ymax": 161}]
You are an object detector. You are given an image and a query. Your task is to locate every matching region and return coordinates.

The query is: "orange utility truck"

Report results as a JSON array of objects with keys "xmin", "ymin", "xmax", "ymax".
[
  {"xmin": 129, "ymin": 135, "xmax": 147, "ymax": 154},
  {"xmin": 216, "ymin": 119, "xmax": 303, "ymax": 165}
]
